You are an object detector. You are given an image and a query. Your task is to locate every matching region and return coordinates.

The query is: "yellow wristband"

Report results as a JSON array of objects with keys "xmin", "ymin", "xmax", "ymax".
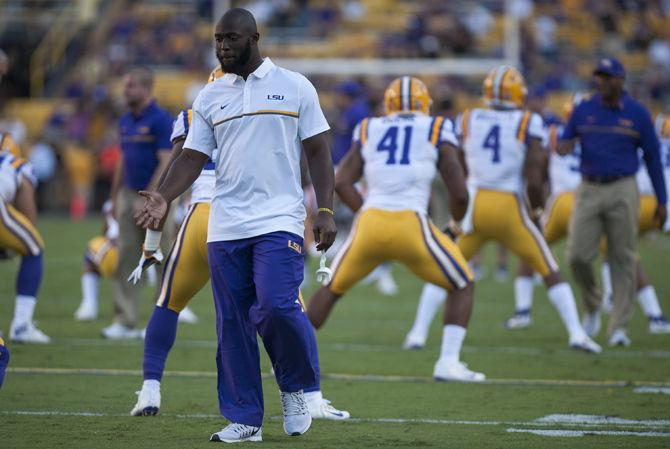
[{"xmin": 318, "ymin": 207, "xmax": 334, "ymax": 215}]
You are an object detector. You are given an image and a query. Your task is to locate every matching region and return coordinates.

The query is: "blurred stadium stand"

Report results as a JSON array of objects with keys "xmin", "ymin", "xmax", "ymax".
[{"xmin": 0, "ymin": 0, "xmax": 669, "ymax": 216}]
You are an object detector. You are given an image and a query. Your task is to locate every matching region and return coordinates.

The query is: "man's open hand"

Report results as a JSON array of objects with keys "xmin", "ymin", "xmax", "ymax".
[{"xmin": 134, "ymin": 191, "xmax": 168, "ymax": 230}]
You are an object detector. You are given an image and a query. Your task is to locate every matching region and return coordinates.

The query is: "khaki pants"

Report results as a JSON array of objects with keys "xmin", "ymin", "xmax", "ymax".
[
  {"xmin": 567, "ymin": 176, "xmax": 639, "ymax": 336},
  {"xmin": 113, "ymin": 187, "xmax": 176, "ymax": 328}
]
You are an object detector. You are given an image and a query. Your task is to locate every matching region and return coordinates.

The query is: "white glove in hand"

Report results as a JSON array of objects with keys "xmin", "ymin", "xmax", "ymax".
[
  {"xmin": 127, "ymin": 247, "xmax": 164, "ymax": 285},
  {"xmin": 316, "ymin": 251, "xmax": 332, "ymax": 285}
]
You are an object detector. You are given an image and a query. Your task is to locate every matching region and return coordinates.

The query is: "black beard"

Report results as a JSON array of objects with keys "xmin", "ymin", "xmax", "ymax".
[{"xmin": 217, "ymin": 39, "xmax": 252, "ymax": 74}]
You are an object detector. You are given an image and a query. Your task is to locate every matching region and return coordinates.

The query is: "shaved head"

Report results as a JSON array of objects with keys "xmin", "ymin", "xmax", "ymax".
[
  {"xmin": 217, "ymin": 8, "xmax": 258, "ymax": 35},
  {"xmin": 214, "ymin": 8, "xmax": 262, "ymax": 78}
]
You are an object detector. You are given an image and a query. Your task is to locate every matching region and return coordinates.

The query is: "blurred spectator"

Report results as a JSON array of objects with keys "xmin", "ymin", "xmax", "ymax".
[
  {"xmin": 331, "ymin": 81, "xmax": 370, "ymax": 165},
  {"xmin": 462, "ymin": 3, "xmax": 494, "ymax": 39},
  {"xmin": 649, "ymin": 38, "xmax": 670, "ymax": 72},
  {"xmin": 342, "ymin": 0, "xmax": 365, "ymax": 22},
  {"xmin": 534, "ymin": 14, "xmax": 558, "ymax": 58}
]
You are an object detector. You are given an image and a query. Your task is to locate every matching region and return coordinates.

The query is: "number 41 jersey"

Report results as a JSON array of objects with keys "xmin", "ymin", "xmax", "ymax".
[
  {"xmin": 353, "ymin": 113, "xmax": 458, "ymax": 214},
  {"xmin": 458, "ymin": 108, "xmax": 545, "ymax": 194}
]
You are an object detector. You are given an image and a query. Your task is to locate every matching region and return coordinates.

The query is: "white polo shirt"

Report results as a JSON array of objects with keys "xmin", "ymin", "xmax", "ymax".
[{"xmin": 184, "ymin": 58, "xmax": 330, "ymax": 241}]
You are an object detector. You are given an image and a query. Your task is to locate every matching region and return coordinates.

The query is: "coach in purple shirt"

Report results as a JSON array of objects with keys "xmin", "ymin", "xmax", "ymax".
[
  {"xmin": 103, "ymin": 67, "xmax": 174, "ymax": 340},
  {"xmin": 559, "ymin": 57, "xmax": 667, "ymax": 347}
]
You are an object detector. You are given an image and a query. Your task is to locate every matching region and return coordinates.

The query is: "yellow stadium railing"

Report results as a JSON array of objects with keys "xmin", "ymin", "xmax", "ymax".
[{"xmin": 30, "ymin": 0, "xmax": 99, "ymax": 97}]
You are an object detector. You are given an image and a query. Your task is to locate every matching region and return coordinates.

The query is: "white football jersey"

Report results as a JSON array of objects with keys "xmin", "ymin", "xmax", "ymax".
[
  {"xmin": 458, "ymin": 108, "xmax": 546, "ymax": 194},
  {"xmin": 0, "ymin": 150, "xmax": 36, "ymax": 203},
  {"xmin": 637, "ymin": 115, "xmax": 670, "ymax": 198},
  {"xmin": 636, "ymin": 145, "xmax": 669, "ymax": 196},
  {"xmin": 354, "ymin": 113, "xmax": 458, "ymax": 214},
  {"xmin": 547, "ymin": 123, "xmax": 582, "ymax": 195},
  {"xmin": 171, "ymin": 109, "xmax": 215, "ymax": 205}
]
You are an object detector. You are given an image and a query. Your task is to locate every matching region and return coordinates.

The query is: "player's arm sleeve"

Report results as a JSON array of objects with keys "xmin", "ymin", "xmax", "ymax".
[
  {"xmin": 298, "ymin": 75, "xmax": 331, "ymax": 141},
  {"xmin": 454, "ymin": 113, "xmax": 464, "ymax": 140},
  {"xmin": 17, "ymin": 160, "xmax": 37, "ymax": 187},
  {"xmin": 639, "ymin": 108, "xmax": 668, "ymax": 205},
  {"xmin": 351, "ymin": 121, "xmax": 362, "ymax": 143},
  {"xmin": 183, "ymin": 94, "xmax": 216, "ymax": 158},
  {"xmin": 155, "ymin": 112, "xmax": 175, "ymax": 152},
  {"xmin": 527, "ymin": 113, "xmax": 547, "ymax": 147},
  {"xmin": 438, "ymin": 117, "xmax": 459, "ymax": 147},
  {"xmin": 170, "ymin": 110, "xmax": 188, "ymax": 143}
]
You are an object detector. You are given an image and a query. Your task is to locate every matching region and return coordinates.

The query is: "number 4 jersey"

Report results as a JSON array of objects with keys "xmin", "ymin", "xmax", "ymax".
[
  {"xmin": 352, "ymin": 113, "xmax": 458, "ymax": 214},
  {"xmin": 458, "ymin": 108, "xmax": 546, "ymax": 194}
]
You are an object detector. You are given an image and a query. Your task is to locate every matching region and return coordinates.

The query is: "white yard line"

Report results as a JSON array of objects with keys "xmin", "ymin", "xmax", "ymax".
[
  {"xmin": 507, "ymin": 428, "xmax": 670, "ymax": 438},
  {"xmin": 634, "ymin": 386, "xmax": 670, "ymax": 395},
  {"xmin": 2, "ymin": 410, "xmax": 669, "ymax": 435},
  {"xmin": 535, "ymin": 414, "xmax": 670, "ymax": 427},
  {"xmin": 7, "ymin": 366, "xmax": 670, "ymax": 389},
  {"xmin": 43, "ymin": 338, "xmax": 670, "ymax": 359}
]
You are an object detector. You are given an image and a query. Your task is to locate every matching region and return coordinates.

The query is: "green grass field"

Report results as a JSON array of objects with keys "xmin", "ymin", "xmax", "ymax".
[{"xmin": 1, "ymin": 216, "xmax": 669, "ymax": 448}]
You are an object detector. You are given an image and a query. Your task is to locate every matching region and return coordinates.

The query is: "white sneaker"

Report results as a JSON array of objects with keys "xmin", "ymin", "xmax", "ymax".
[
  {"xmin": 376, "ymin": 273, "xmax": 398, "ymax": 296},
  {"xmin": 569, "ymin": 335, "xmax": 602, "ymax": 354},
  {"xmin": 9, "ymin": 321, "xmax": 50, "ymax": 344},
  {"xmin": 280, "ymin": 390, "xmax": 311, "ymax": 436},
  {"xmin": 649, "ymin": 316, "xmax": 670, "ymax": 334},
  {"xmin": 433, "ymin": 359, "xmax": 485, "ymax": 382},
  {"xmin": 210, "ymin": 423, "xmax": 262, "ymax": 443},
  {"xmin": 74, "ymin": 302, "xmax": 97, "ymax": 321},
  {"xmin": 582, "ymin": 311, "xmax": 601, "ymax": 338},
  {"xmin": 402, "ymin": 333, "xmax": 426, "ymax": 350},
  {"xmin": 505, "ymin": 312, "xmax": 532, "ymax": 329},
  {"xmin": 177, "ymin": 306, "xmax": 198, "ymax": 324},
  {"xmin": 101, "ymin": 322, "xmax": 142, "ymax": 340},
  {"xmin": 130, "ymin": 387, "xmax": 161, "ymax": 416},
  {"xmin": 306, "ymin": 395, "xmax": 350, "ymax": 420},
  {"xmin": 608, "ymin": 328, "xmax": 631, "ymax": 347}
]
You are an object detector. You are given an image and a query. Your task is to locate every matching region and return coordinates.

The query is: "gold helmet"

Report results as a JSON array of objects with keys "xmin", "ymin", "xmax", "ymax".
[
  {"xmin": 384, "ymin": 76, "xmax": 432, "ymax": 115},
  {"xmin": 562, "ymin": 91, "xmax": 589, "ymax": 122},
  {"xmin": 483, "ymin": 65, "xmax": 527, "ymax": 109},
  {"xmin": 208, "ymin": 66, "xmax": 225, "ymax": 83}
]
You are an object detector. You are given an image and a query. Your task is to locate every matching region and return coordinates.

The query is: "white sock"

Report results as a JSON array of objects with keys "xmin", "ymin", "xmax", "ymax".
[
  {"xmin": 13, "ymin": 295, "xmax": 37, "ymax": 324},
  {"xmin": 638, "ymin": 285, "xmax": 663, "ymax": 319},
  {"xmin": 514, "ymin": 276, "xmax": 534, "ymax": 313},
  {"xmin": 377, "ymin": 263, "xmax": 395, "ymax": 283},
  {"xmin": 143, "ymin": 379, "xmax": 160, "ymax": 392},
  {"xmin": 304, "ymin": 390, "xmax": 322, "ymax": 403},
  {"xmin": 408, "ymin": 283, "xmax": 447, "ymax": 341},
  {"xmin": 439, "ymin": 324, "xmax": 466, "ymax": 363},
  {"xmin": 601, "ymin": 262, "xmax": 612, "ymax": 302},
  {"xmin": 81, "ymin": 272, "xmax": 99, "ymax": 307},
  {"xmin": 547, "ymin": 282, "xmax": 585, "ymax": 341}
]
